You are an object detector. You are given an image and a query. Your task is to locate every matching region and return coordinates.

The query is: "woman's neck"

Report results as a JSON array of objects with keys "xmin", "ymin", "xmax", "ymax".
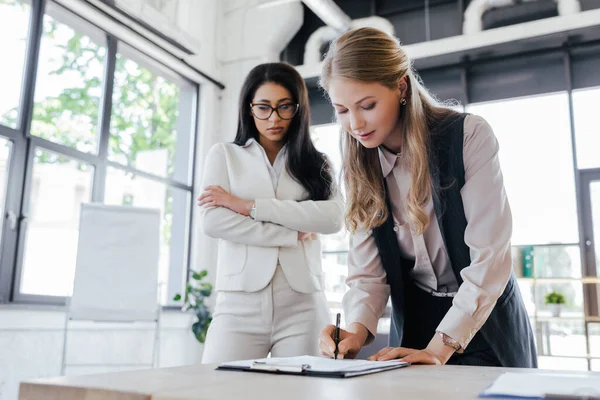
[
  {"xmin": 382, "ymin": 120, "xmax": 404, "ymax": 153},
  {"xmin": 259, "ymin": 137, "xmax": 285, "ymax": 165}
]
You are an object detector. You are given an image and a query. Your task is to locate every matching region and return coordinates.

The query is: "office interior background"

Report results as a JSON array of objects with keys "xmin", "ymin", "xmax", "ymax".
[{"xmin": 0, "ymin": 0, "xmax": 600, "ymax": 398}]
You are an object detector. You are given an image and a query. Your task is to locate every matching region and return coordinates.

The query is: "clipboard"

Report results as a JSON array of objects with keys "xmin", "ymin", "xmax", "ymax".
[{"xmin": 217, "ymin": 355, "xmax": 409, "ymax": 378}]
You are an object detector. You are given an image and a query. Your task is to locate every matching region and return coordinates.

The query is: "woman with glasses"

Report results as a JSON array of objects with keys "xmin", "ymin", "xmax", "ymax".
[{"xmin": 198, "ymin": 62, "xmax": 343, "ymax": 363}]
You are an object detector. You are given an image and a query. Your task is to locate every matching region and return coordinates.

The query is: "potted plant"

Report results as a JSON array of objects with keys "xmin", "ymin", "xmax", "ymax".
[
  {"xmin": 544, "ymin": 290, "xmax": 566, "ymax": 317},
  {"xmin": 174, "ymin": 269, "xmax": 213, "ymax": 343}
]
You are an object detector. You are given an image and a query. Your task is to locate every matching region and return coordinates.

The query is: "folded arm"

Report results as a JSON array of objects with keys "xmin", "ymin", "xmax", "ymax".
[
  {"xmin": 253, "ymin": 189, "xmax": 344, "ymax": 234},
  {"xmin": 200, "ymin": 144, "xmax": 298, "ymax": 247}
]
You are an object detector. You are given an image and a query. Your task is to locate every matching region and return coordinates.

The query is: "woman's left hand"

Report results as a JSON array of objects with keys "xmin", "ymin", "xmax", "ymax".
[
  {"xmin": 367, "ymin": 347, "xmax": 445, "ymax": 365},
  {"xmin": 198, "ymin": 185, "xmax": 253, "ymax": 216}
]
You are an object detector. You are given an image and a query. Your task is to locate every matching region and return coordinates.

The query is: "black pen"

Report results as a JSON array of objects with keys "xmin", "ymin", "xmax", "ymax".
[{"xmin": 334, "ymin": 313, "xmax": 341, "ymax": 360}]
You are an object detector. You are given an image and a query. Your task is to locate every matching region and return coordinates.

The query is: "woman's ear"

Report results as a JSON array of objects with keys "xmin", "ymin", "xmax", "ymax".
[{"xmin": 398, "ymin": 76, "xmax": 408, "ymax": 99}]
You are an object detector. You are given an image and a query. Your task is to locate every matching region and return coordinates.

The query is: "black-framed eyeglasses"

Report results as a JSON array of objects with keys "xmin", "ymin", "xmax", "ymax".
[{"xmin": 250, "ymin": 103, "xmax": 299, "ymax": 120}]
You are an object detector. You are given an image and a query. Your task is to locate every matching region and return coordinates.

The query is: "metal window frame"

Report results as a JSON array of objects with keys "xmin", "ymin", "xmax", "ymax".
[{"xmin": 0, "ymin": 0, "xmax": 46, "ymax": 304}]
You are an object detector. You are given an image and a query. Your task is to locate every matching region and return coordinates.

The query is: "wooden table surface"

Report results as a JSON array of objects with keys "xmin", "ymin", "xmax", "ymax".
[{"xmin": 19, "ymin": 363, "xmax": 600, "ymax": 400}]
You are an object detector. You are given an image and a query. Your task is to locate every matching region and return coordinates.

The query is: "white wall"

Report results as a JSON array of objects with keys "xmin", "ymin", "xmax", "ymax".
[
  {"xmin": 1, "ymin": 2, "xmax": 304, "ymax": 400},
  {"xmin": 0, "ymin": 307, "xmax": 197, "ymax": 400}
]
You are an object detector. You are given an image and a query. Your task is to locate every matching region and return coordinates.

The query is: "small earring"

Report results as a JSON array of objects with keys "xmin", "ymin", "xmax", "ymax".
[{"xmin": 400, "ymin": 98, "xmax": 407, "ymax": 106}]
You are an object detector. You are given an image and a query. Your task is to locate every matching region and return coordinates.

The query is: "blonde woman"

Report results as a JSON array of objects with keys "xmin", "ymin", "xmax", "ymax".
[{"xmin": 317, "ymin": 28, "xmax": 536, "ymax": 368}]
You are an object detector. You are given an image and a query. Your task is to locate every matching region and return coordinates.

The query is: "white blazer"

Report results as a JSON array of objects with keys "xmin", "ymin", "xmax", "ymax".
[{"xmin": 201, "ymin": 141, "xmax": 344, "ymax": 294}]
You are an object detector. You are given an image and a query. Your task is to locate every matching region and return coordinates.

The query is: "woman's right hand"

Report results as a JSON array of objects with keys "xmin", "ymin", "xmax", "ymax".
[
  {"xmin": 319, "ymin": 323, "xmax": 368, "ymax": 360},
  {"xmin": 298, "ymin": 232, "xmax": 316, "ymax": 241}
]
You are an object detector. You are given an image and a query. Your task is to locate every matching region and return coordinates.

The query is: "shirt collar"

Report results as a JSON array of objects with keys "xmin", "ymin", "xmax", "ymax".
[
  {"xmin": 378, "ymin": 146, "xmax": 401, "ymax": 178},
  {"xmin": 242, "ymin": 138, "xmax": 255, "ymax": 148},
  {"xmin": 243, "ymin": 137, "xmax": 288, "ymax": 156}
]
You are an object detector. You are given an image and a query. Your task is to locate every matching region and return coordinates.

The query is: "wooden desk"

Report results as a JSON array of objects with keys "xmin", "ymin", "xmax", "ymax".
[{"xmin": 19, "ymin": 363, "xmax": 600, "ymax": 400}]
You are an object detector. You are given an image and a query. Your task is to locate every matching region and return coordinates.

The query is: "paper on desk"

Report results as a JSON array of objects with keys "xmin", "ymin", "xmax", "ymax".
[
  {"xmin": 221, "ymin": 355, "xmax": 408, "ymax": 373},
  {"xmin": 481, "ymin": 371, "xmax": 600, "ymax": 399}
]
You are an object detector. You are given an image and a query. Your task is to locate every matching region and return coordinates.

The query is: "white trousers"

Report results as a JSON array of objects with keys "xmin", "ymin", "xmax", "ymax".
[{"xmin": 201, "ymin": 266, "xmax": 330, "ymax": 364}]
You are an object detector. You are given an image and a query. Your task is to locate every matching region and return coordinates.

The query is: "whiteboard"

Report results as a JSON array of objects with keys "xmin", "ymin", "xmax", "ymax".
[{"xmin": 69, "ymin": 203, "xmax": 161, "ymax": 322}]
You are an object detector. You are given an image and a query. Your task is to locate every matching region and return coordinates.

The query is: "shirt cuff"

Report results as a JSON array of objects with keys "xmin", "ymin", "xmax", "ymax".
[
  {"xmin": 436, "ymin": 305, "xmax": 481, "ymax": 350},
  {"xmin": 344, "ymin": 304, "xmax": 380, "ymax": 346},
  {"xmin": 253, "ymin": 198, "xmax": 271, "ymax": 222}
]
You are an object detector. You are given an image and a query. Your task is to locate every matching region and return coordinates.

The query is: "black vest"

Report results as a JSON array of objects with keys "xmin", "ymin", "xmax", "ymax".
[{"xmin": 372, "ymin": 113, "xmax": 537, "ymax": 368}]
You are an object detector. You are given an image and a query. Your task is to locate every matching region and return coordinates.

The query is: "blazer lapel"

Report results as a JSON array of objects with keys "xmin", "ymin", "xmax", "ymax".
[{"xmin": 248, "ymin": 142, "xmax": 276, "ymax": 198}]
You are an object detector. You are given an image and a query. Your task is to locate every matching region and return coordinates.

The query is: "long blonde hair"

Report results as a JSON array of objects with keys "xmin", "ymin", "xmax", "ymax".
[{"xmin": 319, "ymin": 27, "xmax": 458, "ymax": 234}]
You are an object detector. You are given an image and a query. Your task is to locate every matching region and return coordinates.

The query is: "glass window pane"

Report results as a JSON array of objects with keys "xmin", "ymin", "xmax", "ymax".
[
  {"xmin": 19, "ymin": 149, "xmax": 94, "ymax": 296},
  {"xmin": 0, "ymin": 137, "xmax": 12, "ymax": 246},
  {"xmin": 534, "ymin": 245, "xmax": 582, "ymax": 278},
  {"xmin": 590, "ymin": 322, "xmax": 600, "ymax": 358},
  {"xmin": 104, "ymin": 168, "xmax": 190, "ymax": 304},
  {"xmin": 591, "ymin": 181, "xmax": 600, "ymax": 277},
  {"xmin": 311, "ymin": 124, "xmax": 348, "ymax": 253},
  {"xmin": 535, "ymin": 319, "xmax": 587, "ymax": 357},
  {"xmin": 516, "ymin": 279, "xmax": 536, "ymax": 316},
  {"xmin": 538, "ymin": 356, "xmax": 588, "ymax": 371},
  {"xmin": 592, "ymin": 359, "xmax": 600, "ymax": 372},
  {"xmin": 31, "ymin": 12, "xmax": 106, "ymax": 153},
  {"xmin": 322, "ymin": 252, "xmax": 348, "ymax": 303},
  {"xmin": 109, "ymin": 46, "xmax": 195, "ymax": 184},
  {"xmin": 572, "ymin": 87, "xmax": 600, "ymax": 169},
  {"xmin": 467, "ymin": 93, "xmax": 579, "ymax": 245},
  {"xmin": 513, "ymin": 245, "xmax": 582, "ymax": 278},
  {"xmin": 536, "ymin": 282, "xmax": 585, "ymax": 317},
  {"xmin": 0, "ymin": 0, "xmax": 30, "ymax": 128},
  {"xmin": 311, "ymin": 124, "xmax": 349, "ymax": 306},
  {"xmin": 584, "ymin": 283, "xmax": 600, "ymax": 330}
]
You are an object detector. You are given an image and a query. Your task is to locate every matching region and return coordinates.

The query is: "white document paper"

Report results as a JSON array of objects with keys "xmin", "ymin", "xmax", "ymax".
[
  {"xmin": 481, "ymin": 372, "xmax": 600, "ymax": 399},
  {"xmin": 220, "ymin": 355, "xmax": 408, "ymax": 377}
]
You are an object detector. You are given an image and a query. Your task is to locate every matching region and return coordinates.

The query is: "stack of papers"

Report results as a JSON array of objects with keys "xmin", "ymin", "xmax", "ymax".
[
  {"xmin": 218, "ymin": 355, "xmax": 409, "ymax": 378},
  {"xmin": 481, "ymin": 372, "xmax": 600, "ymax": 399}
]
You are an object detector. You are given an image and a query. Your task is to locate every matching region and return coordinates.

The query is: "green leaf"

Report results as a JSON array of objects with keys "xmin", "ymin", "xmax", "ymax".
[
  {"xmin": 544, "ymin": 291, "xmax": 566, "ymax": 305},
  {"xmin": 173, "ymin": 294, "xmax": 181, "ymax": 301},
  {"xmin": 198, "ymin": 329, "xmax": 207, "ymax": 344}
]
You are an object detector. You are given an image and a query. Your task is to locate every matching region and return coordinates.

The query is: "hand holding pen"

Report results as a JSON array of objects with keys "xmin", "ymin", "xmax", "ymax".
[{"xmin": 319, "ymin": 316, "xmax": 368, "ymax": 360}]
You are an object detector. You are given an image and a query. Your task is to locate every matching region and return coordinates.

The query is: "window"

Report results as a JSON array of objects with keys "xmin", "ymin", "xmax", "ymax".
[
  {"xmin": 19, "ymin": 150, "xmax": 93, "ymax": 296},
  {"xmin": 572, "ymin": 87, "xmax": 600, "ymax": 170},
  {"xmin": 0, "ymin": 0, "xmax": 31, "ymax": 129},
  {"xmin": 7, "ymin": 2, "xmax": 198, "ymax": 306},
  {"xmin": 311, "ymin": 124, "xmax": 349, "ymax": 309},
  {"xmin": 590, "ymin": 322, "xmax": 600, "ymax": 358},
  {"xmin": 591, "ymin": 181, "xmax": 600, "ymax": 277},
  {"xmin": 467, "ymin": 93, "xmax": 579, "ymax": 245},
  {"xmin": 104, "ymin": 44, "xmax": 195, "ymax": 304},
  {"xmin": 31, "ymin": 11, "xmax": 106, "ymax": 153},
  {"xmin": 109, "ymin": 44, "xmax": 196, "ymax": 184}
]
